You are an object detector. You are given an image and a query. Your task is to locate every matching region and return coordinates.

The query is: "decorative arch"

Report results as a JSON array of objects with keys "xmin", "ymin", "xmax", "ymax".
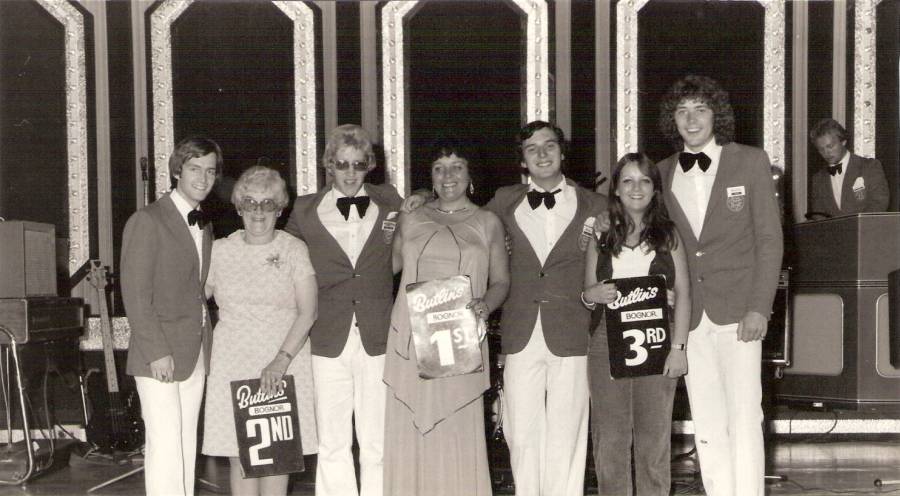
[
  {"xmin": 150, "ymin": 0, "xmax": 318, "ymax": 197},
  {"xmin": 853, "ymin": 0, "xmax": 881, "ymax": 156},
  {"xmin": 616, "ymin": 0, "xmax": 786, "ymax": 169},
  {"xmin": 34, "ymin": 0, "xmax": 88, "ymax": 275},
  {"xmin": 380, "ymin": 0, "xmax": 549, "ymax": 194}
]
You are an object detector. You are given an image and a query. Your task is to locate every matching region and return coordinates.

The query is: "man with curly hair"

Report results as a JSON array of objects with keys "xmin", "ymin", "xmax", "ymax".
[{"xmin": 656, "ymin": 75, "xmax": 783, "ymax": 496}]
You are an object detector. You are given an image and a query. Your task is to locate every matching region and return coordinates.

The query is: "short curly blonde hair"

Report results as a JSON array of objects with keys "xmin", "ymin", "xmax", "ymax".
[{"xmin": 231, "ymin": 166, "xmax": 289, "ymax": 210}]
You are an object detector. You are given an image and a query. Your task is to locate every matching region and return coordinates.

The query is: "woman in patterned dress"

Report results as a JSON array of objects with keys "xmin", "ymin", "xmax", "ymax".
[
  {"xmin": 383, "ymin": 138, "xmax": 509, "ymax": 495},
  {"xmin": 202, "ymin": 165, "xmax": 318, "ymax": 495}
]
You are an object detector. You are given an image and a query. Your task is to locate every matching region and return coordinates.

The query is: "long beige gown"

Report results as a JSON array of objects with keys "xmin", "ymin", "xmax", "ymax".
[{"xmin": 383, "ymin": 207, "xmax": 493, "ymax": 495}]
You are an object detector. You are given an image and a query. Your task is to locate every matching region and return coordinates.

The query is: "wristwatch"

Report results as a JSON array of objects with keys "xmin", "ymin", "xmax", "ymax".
[{"xmin": 671, "ymin": 343, "xmax": 686, "ymax": 351}]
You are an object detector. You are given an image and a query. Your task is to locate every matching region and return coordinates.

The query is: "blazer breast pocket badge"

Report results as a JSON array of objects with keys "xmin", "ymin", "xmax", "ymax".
[
  {"xmin": 579, "ymin": 216, "xmax": 596, "ymax": 251},
  {"xmin": 726, "ymin": 186, "xmax": 746, "ymax": 213},
  {"xmin": 852, "ymin": 177, "xmax": 866, "ymax": 201},
  {"xmin": 382, "ymin": 211, "xmax": 398, "ymax": 244}
]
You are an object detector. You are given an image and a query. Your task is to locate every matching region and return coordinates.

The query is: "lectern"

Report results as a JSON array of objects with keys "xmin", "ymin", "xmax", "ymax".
[{"xmin": 777, "ymin": 213, "xmax": 900, "ymax": 410}]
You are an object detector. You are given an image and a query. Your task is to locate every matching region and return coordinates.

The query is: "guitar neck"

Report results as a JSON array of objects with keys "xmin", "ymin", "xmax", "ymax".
[{"xmin": 97, "ymin": 283, "xmax": 120, "ymax": 393}]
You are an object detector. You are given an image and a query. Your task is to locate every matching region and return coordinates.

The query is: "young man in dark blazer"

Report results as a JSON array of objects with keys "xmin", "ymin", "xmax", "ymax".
[
  {"xmin": 657, "ymin": 75, "xmax": 783, "ymax": 496},
  {"xmin": 284, "ymin": 125, "xmax": 402, "ymax": 496},
  {"xmin": 487, "ymin": 121, "xmax": 607, "ymax": 496},
  {"xmin": 808, "ymin": 118, "xmax": 889, "ymax": 218},
  {"xmin": 120, "ymin": 136, "xmax": 220, "ymax": 496}
]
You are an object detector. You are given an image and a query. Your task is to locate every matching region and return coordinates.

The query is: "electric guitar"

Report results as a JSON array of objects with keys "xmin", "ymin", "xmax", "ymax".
[{"xmin": 85, "ymin": 260, "xmax": 144, "ymax": 453}]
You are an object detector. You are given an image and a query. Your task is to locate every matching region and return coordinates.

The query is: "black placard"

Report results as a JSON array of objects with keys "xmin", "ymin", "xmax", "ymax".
[
  {"xmin": 230, "ymin": 376, "xmax": 304, "ymax": 478},
  {"xmin": 604, "ymin": 275, "xmax": 670, "ymax": 378}
]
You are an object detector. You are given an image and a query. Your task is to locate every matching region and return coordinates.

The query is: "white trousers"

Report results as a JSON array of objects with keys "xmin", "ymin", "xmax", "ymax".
[
  {"xmin": 503, "ymin": 322, "xmax": 589, "ymax": 496},
  {"xmin": 684, "ymin": 313, "xmax": 764, "ymax": 496},
  {"xmin": 134, "ymin": 351, "xmax": 206, "ymax": 496},
  {"xmin": 312, "ymin": 329, "xmax": 385, "ymax": 496}
]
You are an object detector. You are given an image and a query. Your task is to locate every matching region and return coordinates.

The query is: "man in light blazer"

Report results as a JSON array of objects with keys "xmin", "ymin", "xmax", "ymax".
[
  {"xmin": 488, "ymin": 121, "xmax": 607, "ymax": 496},
  {"xmin": 285, "ymin": 125, "xmax": 402, "ymax": 496},
  {"xmin": 808, "ymin": 118, "xmax": 889, "ymax": 218},
  {"xmin": 121, "ymin": 137, "xmax": 220, "ymax": 496},
  {"xmin": 656, "ymin": 75, "xmax": 783, "ymax": 496}
]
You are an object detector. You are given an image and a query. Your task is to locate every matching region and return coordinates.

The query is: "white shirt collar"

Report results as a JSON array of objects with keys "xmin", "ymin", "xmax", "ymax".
[
  {"xmin": 327, "ymin": 184, "xmax": 368, "ymax": 202},
  {"xmin": 528, "ymin": 175, "xmax": 567, "ymax": 193},
  {"xmin": 170, "ymin": 189, "xmax": 197, "ymax": 220}
]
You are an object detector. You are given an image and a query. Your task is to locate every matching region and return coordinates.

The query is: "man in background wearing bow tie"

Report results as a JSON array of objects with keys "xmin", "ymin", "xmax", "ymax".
[
  {"xmin": 484, "ymin": 121, "xmax": 606, "ymax": 496},
  {"xmin": 284, "ymin": 124, "xmax": 402, "ymax": 496},
  {"xmin": 120, "ymin": 136, "xmax": 220, "ymax": 495},
  {"xmin": 808, "ymin": 118, "xmax": 889, "ymax": 218},
  {"xmin": 655, "ymin": 75, "xmax": 783, "ymax": 496}
]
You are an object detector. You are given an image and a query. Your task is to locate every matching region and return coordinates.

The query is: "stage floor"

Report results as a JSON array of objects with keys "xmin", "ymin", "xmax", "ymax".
[{"xmin": 0, "ymin": 436, "xmax": 897, "ymax": 495}]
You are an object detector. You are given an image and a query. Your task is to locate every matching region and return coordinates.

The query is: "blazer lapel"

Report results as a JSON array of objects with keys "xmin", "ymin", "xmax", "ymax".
[
  {"xmin": 159, "ymin": 194, "xmax": 201, "ymax": 273},
  {"xmin": 698, "ymin": 144, "xmax": 732, "ymax": 240},
  {"xmin": 506, "ymin": 186, "xmax": 543, "ymax": 268},
  {"xmin": 840, "ymin": 156, "xmax": 860, "ymax": 208},
  {"xmin": 359, "ymin": 184, "xmax": 394, "ymax": 256},
  {"xmin": 201, "ymin": 224, "xmax": 213, "ymax": 284},
  {"xmin": 313, "ymin": 186, "xmax": 355, "ymax": 268},
  {"xmin": 545, "ymin": 180, "xmax": 587, "ymax": 266},
  {"xmin": 661, "ymin": 158, "xmax": 698, "ymax": 246}
]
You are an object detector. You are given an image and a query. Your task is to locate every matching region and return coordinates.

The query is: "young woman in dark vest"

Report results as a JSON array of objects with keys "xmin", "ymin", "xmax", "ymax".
[{"xmin": 582, "ymin": 153, "xmax": 690, "ymax": 495}]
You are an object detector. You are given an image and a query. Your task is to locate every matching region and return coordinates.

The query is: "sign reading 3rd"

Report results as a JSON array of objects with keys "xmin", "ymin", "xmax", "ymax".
[
  {"xmin": 604, "ymin": 275, "xmax": 671, "ymax": 378},
  {"xmin": 620, "ymin": 307, "xmax": 667, "ymax": 366}
]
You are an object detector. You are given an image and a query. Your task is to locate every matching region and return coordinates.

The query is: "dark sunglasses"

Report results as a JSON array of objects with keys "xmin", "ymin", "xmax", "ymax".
[
  {"xmin": 332, "ymin": 160, "xmax": 369, "ymax": 172},
  {"xmin": 238, "ymin": 197, "xmax": 279, "ymax": 213}
]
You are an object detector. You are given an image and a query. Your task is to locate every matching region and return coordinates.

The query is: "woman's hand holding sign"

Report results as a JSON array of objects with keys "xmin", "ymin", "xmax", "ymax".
[
  {"xmin": 466, "ymin": 298, "xmax": 490, "ymax": 342},
  {"xmin": 261, "ymin": 352, "xmax": 290, "ymax": 396},
  {"xmin": 584, "ymin": 281, "xmax": 618, "ymax": 306}
]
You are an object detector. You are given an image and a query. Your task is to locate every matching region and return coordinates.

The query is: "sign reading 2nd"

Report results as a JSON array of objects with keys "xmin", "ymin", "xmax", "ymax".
[{"xmin": 246, "ymin": 415, "xmax": 294, "ymax": 465}]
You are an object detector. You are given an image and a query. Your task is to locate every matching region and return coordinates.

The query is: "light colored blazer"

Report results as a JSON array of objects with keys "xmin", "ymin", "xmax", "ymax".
[
  {"xmin": 808, "ymin": 153, "xmax": 890, "ymax": 217},
  {"xmin": 284, "ymin": 183, "xmax": 402, "ymax": 358},
  {"xmin": 659, "ymin": 142, "xmax": 784, "ymax": 329},
  {"xmin": 486, "ymin": 180, "xmax": 607, "ymax": 356},
  {"xmin": 121, "ymin": 193, "xmax": 213, "ymax": 381}
]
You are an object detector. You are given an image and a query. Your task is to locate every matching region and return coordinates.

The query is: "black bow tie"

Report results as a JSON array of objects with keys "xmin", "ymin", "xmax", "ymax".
[
  {"xmin": 679, "ymin": 152, "xmax": 712, "ymax": 172},
  {"xmin": 828, "ymin": 163, "xmax": 843, "ymax": 176},
  {"xmin": 336, "ymin": 196, "xmax": 370, "ymax": 220},
  {"xmin": 527, "ymin": 189, "xmax": 561, "ymax": 210},
  {"xmin": 187, "ymin": 209, "xmax": 209, "ymax": 228}
]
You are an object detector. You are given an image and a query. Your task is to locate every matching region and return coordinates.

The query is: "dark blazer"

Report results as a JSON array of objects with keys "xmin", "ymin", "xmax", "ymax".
[
  {"xmin": 121, "ymin": 193, "xmax": 213, "ymax": 381},
  {"xmin": 284, "ymin": 183, "xmax": 402, "ymax": 358},
  {"xmin": 809, "ymin": 153, "xmax": 889, "ymax": 217},
  {"xmin": 486, "ymin": 180, "xmax": 607, "ymax": 356},
  {"xmin": 659, "ymin": 142, "xmax": 784, "ymax": 329}
]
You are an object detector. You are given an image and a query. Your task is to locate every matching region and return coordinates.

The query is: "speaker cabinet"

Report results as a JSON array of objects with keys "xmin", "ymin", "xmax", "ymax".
[
  {"xmin": 890, "ymin": 269, "xmax": 900, "ymax": 367},
  {"xmin": 776, "ymin": 214, "xmax": 900, "ymax": 411},
  {"xmin": 0, "ymin": 221, "xmax": 58, "ymax": 298}
]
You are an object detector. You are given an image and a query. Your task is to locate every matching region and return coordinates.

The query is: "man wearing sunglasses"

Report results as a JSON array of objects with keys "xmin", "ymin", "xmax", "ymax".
[{"xmin": 284, "ymin": 124, "xmax": 402, "ymax": 496}]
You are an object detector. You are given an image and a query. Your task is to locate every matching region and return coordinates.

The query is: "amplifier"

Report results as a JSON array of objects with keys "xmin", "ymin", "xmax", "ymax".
[
  {"xmin": 0, "ymin": 221, "xmax": 58, "ymax": 298},
  {"xmin": 0, "ymin": 297, "xmax": 84, "ymax": 344},
  {"xmin": 891, "ymin": 269, "xmax": 900, "ymax": 367},
  {"xmin": 763, "ymin": 269, "xmax": 791, "ymax": 368}
]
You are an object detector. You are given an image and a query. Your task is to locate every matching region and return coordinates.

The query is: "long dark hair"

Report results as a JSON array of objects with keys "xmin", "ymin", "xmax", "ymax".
[{"xmin": 603, "ymin": 153, "xmax": 678, "ymax": 256}]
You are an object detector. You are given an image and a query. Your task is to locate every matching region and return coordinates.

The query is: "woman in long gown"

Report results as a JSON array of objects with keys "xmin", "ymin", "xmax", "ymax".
[
  {"xmin": 202, "ymin": 166, "xmax": 318, "ymax": 496},
  {"xmin": 383, "ymin": 138, "xmax": 510, "ymax": 495}
]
